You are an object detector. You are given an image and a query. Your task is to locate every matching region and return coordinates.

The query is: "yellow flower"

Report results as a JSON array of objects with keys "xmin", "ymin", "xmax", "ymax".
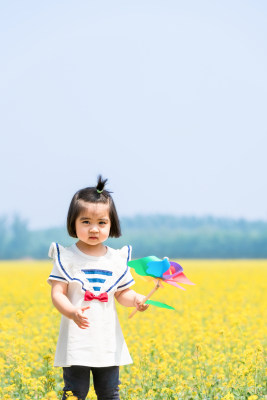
[
  {"xmin": 222, "ymin": 393, "xmax": 235, "ymax": 400},
  {"xmin": 0, "ymin": 260, "xmax": 266, "ymax": 399}
]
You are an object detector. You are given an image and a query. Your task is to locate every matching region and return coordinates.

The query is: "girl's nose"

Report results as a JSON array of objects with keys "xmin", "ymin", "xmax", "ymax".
[{"xmin": 90, "ymin": 225, "xmax": 99, "ymax": 232}]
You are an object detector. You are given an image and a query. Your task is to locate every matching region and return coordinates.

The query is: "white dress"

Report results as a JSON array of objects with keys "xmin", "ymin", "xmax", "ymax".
[{"xmin": 47, "ymin": 242, "xmax": 135, "ymax": 367}]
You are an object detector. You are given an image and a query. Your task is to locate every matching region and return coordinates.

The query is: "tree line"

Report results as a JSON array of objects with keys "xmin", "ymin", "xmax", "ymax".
[{"xmin": 0, "ymin": 214, "xmax": 267, "ymax": 259}]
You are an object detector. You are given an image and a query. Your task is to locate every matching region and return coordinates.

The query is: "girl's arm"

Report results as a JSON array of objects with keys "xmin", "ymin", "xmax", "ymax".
[
  {"xmin": 115, "ymin": 289, "xmax": 149, "ymax": 312},
  {"xmin": 51, "ymin": 281, "xmax": 90, "ymax": 329}
]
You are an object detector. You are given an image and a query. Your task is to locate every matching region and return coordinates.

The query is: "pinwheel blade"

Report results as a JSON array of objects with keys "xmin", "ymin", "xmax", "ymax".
[
  {"xmin": 163, "ymin": 261, "xmax": 183, "ymax": 279},
  {"xmin": 164, "ymin": 280, "xmax": 186, "ymax": 290},
  {"xmin": 145, "ymin": 300, "xmax": 175, "ymax": 310},
  {"xmin": 128, "ymin": 257, "xmax": 195, "ymax": 289},
  {"xmin": 170, "ymin": 272, "xmax": 195, "ymax": 285},
  {"xmin": 146, "ymin": 258, "xmax": 170, "ymax": 278},
  {"xmin": 128, "ymin": 256, "xmax": 160, "ymax": 276}
]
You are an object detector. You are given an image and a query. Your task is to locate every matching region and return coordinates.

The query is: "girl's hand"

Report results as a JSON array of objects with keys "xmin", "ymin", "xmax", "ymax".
[
  {"xmin": 71, "ymin": 306, "xmax": 90, "ymax": 329},
  {"xmin": 134, "ymin": 294, "xmax": 149, "ymax": 312}
]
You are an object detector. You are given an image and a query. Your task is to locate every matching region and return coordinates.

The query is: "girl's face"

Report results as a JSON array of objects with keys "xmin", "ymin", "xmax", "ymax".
[{"xmin": 75, "ymin": 201, "xmax": 111, "ymax": 250}]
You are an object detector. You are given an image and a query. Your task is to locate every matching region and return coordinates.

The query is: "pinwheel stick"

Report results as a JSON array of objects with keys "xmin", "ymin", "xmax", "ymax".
[{"xmin": 129, "ymin": 279, "xmax": 161, "ymax": 319}]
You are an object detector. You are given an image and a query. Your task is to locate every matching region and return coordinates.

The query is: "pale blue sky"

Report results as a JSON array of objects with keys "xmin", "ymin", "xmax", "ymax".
[{"xmin": 0, "ymin": 0, "xmax": 266, "ymax": 229}]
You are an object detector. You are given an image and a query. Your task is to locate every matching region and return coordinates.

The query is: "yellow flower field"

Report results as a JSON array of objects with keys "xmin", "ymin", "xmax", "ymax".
[{"xmin": 0, "ymin": 260, "xmax": 266, "ymax": 400}]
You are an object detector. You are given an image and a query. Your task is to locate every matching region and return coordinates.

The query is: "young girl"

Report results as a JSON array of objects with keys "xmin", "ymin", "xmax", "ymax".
[{"xmin": 47, "ymin": 176, "xmax": 148, "ymax": 400}]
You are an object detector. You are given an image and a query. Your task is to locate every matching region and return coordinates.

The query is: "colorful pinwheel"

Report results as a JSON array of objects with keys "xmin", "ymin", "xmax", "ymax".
[{"xmin": 128, "ymin": 256, "xmax": 195, "ymax": 318}]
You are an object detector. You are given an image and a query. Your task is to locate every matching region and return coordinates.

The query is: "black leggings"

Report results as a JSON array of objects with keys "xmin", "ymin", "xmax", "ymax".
[{"xmin": 62, "ymin": 365, "xmax": 120, "ymax": 400}]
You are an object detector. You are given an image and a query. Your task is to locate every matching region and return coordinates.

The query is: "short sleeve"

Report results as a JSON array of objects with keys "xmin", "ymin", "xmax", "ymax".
[
  {"xmin": 47, "ymin": 242, "xmax": 69, "ymax": 286},
  {"xmin": 116, "ymin": 269, "xmax": 135, "ymax": 291},
  {"xmin": 47, "ymin": 262, "xmax": 68, "ymax": 286},
  {"xmin": 116, "ymin": 245, "xmax": 135, "ymax": 292}
]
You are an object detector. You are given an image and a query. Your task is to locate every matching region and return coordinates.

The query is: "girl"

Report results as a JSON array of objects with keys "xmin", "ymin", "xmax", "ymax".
[{"xmin": 47, "ymin": 176, "xmax": 148, "ymax": 400}]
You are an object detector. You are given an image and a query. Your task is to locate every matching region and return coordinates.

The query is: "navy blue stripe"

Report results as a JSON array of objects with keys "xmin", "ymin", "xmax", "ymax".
[
  {"xmin": 93, "ymin": 286, "xmax": 101, "ymax": 291},
  {"xmin": 56, "ymin": 243, "xmax": 87, "ymax": 292},
  {"xmin": 82, "ymin": 269, "xmax": 113, "ymax": 276},
  {"xmin": 106, "ymin": 245, "xmax": 131, "ymax": 293},
  {"xmin": 87, "ymin": 278, "xmax": 106, "ymax": 283},
  {"xmin": 117, "ymin": 279, "xmax": 134, "ymax": 289},
  {"xmin": 49, "ymin": 274, "xmax": 67, "ymax": 281}
]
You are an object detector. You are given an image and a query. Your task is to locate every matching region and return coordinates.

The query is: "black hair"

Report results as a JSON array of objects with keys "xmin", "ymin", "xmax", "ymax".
[{"xmin": 67, "ymin": 175, "xmax": 121, "ymax": 238}]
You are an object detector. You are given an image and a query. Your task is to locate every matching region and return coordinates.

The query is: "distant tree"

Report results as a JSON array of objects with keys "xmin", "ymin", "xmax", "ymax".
[
  {"xmin": 5, "ymin": 215, "xmax": 30, "ymax": 259},
  {"xmin": 0, "ymin": 216, "xmax": 9, "ymax": 258},
  {"xmin": 0, "ymin": 213, "xmax": 267, "ymax": 259}
]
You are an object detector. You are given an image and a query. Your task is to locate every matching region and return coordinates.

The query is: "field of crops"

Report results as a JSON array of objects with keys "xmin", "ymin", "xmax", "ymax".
[{"xmin": 0, "ymin": 260, "xmax": 266, "ymax": 400}]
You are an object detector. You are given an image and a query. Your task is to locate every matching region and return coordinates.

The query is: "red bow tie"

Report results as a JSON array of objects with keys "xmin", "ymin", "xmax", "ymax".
[{"xmin": 84, "ymin": 291, "xmax": 108, "ymax": 302}]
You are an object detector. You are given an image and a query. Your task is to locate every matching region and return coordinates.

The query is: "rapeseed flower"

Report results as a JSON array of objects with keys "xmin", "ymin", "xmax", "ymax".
[{"xmin": 0, "ymin": 260, "xmax": 266, "ymax": 399}]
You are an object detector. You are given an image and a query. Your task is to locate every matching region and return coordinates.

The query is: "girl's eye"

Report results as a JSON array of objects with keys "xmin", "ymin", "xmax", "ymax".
[
  {"xmin": 99, "ymin": 221, "xmax": 106, "ymax": 225},
  {"xmin": 82, "ymin": 221, "xmax": 90, "ymax": 224}
]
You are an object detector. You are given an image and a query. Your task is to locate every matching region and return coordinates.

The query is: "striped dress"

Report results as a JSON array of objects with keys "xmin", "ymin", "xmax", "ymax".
[{"xmin": 47, "ymin": 242, "xmax": 135, "ymax": 367}]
